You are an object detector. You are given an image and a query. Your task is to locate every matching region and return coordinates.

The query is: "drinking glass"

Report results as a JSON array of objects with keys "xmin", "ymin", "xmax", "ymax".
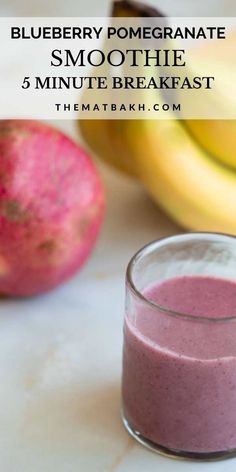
[{"xmin": 122, "ymin": 233, "xmax": 236, "ymax": 460}]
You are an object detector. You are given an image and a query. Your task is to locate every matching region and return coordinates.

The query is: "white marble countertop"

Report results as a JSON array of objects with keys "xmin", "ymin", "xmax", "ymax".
[{"xmin": 0, "ymin": 119, "xmax": 235, "ymax": 471}]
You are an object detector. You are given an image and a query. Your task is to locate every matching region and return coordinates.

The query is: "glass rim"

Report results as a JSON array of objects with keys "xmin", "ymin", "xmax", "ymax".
[{"xmin": 126, "ymin": 231, "xmax": 236, "ymax": 324}]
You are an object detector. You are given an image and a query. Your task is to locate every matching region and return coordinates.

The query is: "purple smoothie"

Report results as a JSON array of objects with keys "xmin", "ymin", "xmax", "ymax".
[{"xmin": 122, "ymin": 275, "xmax": 236, "ymax": 453}]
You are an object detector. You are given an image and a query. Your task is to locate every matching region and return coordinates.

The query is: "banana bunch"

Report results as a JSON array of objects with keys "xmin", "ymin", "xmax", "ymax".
[{"xmin": 79, "ymin": 0, "xmax": 236, "ymax": 233}]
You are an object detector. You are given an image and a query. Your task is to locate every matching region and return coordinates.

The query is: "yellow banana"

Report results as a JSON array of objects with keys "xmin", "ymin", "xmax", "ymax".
[
  {"xmin": 80, "ymin": 119, "xmax": 111, "ymax": 165},
  {"xmin": 184, "ymin": 119, "xmax": 236, "ymax": 169},
  {"xmin": 79, "ymin": 118, "xmax": 135, "ymax": 176},
  {"xmin": 182, "ymin": 31, "xmax": 236, "ymax": 169},
  {"xmin": 123, "ymin": 113, "xmax": 236, "ymax": 232},
  {"xmin": 79, "ymin": 0, "xmax": 165, "ymax": 177},
  {"xmin": 114, "ymin": 1, "xmax": 236, "ymax": 232},
  {"xmin": 79, "ymin": 58, "xmax": 138, "ymax": 177},
  {"xmin": 79, "ymin": 0, "xmax": 153, "ymax": 177},
  {"xmin": 112, "ymin": 0, "xmax": 236, "ymax": 171}
]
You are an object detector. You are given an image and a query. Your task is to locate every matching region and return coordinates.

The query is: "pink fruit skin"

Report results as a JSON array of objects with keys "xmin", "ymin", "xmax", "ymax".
[{"xmin": 0, "ymin": 120, "xmax": 105, "ymax": 296}]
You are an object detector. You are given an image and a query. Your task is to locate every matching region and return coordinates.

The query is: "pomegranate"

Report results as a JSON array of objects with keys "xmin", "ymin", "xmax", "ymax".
[{"xmin": 0, "ymin": 120, "xmax": 105, "ymax": 296}]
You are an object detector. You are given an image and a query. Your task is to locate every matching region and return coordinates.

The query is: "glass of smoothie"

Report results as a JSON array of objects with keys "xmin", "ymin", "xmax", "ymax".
[{"xmin": 122, "ymin": 232, "xmax": 236, "ymax": 460}]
